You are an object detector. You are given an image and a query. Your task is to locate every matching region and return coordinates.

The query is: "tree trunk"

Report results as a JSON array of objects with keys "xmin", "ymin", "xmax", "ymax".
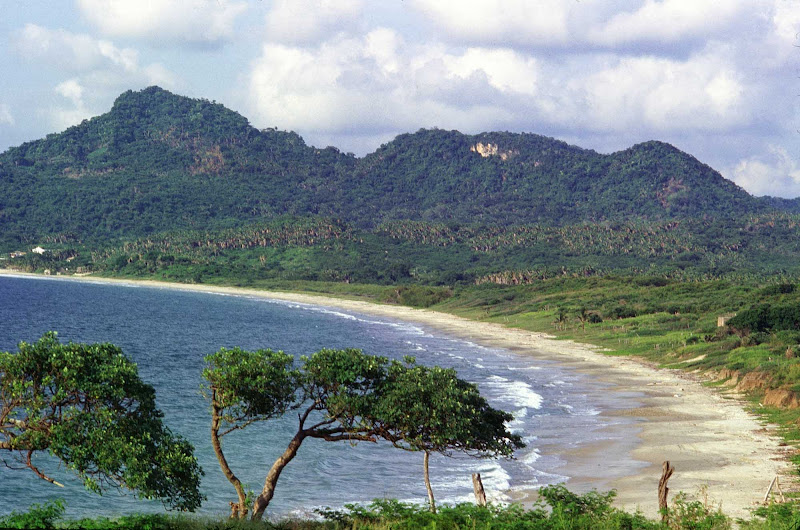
[
  {"xmin": 423, "ymin": 450, "xmax": 436, "ymax": 514},
  {"xmin": 658, "ymin": 461, "xmax": 674, "ymax": 523},
  {"xmin": 472, "ymin": 473, "xmax": 487, "ymax": 507},
  {"xmin": 251, "ymin": 430, "xmax": 306, "ymax": 521},
  {"xmin": 210, "ymin": 400, "xmax": 247, "ymax": 518}
]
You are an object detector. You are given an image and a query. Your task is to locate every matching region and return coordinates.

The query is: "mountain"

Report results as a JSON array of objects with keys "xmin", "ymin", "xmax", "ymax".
[
  {"xmin": 0, "ymin": 86, "xmax": 773, "ymax": 249},
  {"xmin": 352, "ymin": 130, "xmax": 761, "ymax": 224}
]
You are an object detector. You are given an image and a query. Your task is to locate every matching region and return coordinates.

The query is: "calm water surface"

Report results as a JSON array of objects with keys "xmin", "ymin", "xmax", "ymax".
[{"xmin": 0, "ymin": 275, "xmax": 644, "ymax": 518}]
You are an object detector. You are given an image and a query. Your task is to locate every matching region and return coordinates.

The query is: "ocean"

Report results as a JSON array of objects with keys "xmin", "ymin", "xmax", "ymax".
[{"xmin": 0, "ymin": 275, "xmax": 644, "ymax": 519}]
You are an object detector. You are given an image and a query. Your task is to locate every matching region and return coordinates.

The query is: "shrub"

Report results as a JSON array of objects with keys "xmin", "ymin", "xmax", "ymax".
[
  {"xmin": 667, "ymin": 490, "xmax": 731, "ymax": 530},
  {"xmin": 729, "ymin": 304, "xmax": 800, "ymax": 333},
  {"xmin": 608, "ymin": 306, "xmax": 637, "ymax": 319},
  {"xmin": 635, "ymin": 277, "xmax": 671, "ymax": 287},
  {"xmin": 383, "ymin": 286, "xmax": 453, "ymax": 307},
  {"xmin": 588, "ymin": 313, "xmax": 603, "ymax": 324},
  {"xmin": 0, "ymin": 500, "xmax": 65, "ymax": 529},
  {"xmin": 742, "ymin": 501, "xmax": 800, "ymax": 529},
  {"xmin": 759, "ymin": 283, "xmax": 797, "ymax": 296}
]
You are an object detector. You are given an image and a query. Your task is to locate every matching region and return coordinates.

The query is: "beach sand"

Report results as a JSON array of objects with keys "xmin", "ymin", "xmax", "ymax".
[{"xmin": 2, "ymin": 271, "xmax": 794, "ymax": 519}]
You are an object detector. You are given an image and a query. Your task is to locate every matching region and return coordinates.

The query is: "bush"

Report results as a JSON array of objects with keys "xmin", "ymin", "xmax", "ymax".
[
  {"xmin": 667, "ymin": 490, "xmax": 730, "ymax": 530},
  {"xmin": 742, "ymin": 501, "xmax": 800, "ymax": 529},
  {"xmin": 729, "ymin": 304, "xmax": 800, "ymax": 333},
  {"xmin": 0, "ymin": 500, "xmax": 65, "ymax": 529},
  {"xmin": 383, "ymin": 286, "xmax": 453, "ymax": 308},
  {"xmin": 608, "ymin": 306, "xmax": 637, "ymax": 319},
  {"xmin": 759, "ymin": 283, "xmax": 796, "ymax": 296},
  {"xmin": 635, "ymin": 277, "xmax": 671, "ymax": 287},
  {"xmin": 317, "ymin": 488, "xmax": 665, "ymax": 529}
]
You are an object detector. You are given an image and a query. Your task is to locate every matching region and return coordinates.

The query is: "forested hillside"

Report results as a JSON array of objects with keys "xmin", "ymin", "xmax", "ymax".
[{"xmin": 0, "ymin": 86, "xmax": 779, "ymax": 252}]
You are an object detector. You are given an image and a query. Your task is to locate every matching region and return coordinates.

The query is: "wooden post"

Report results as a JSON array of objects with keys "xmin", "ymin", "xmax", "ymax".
[
  {"xmin": 472, "ymin": 473, "xmax": 487, "ymax": 507},
  {"xmin": 658, "ymin": 461, "xmax": 674, "ymax": 523},
  {"xmin": 763, "ymin": 476, "xmax": 777, "ymax": 504},
  {"xmin": 776, "ymin": 476, "xmax": 786, "ymax": 503}
]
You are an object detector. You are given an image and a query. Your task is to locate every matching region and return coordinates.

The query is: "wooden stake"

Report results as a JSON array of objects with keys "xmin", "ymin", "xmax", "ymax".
[
  {"xmin": 658, "ymin": 461, "xmax": 674, "ymax": 523},
  {"xmin": 472, "ymin": 473, "xmax": 487, "ymax": 507},
  {"xmin": 776, "ymin": 476, "xmax": 786, "ymax": 503},
  {"xmin": 763, "ymin": 476, "xmax": 777, "ymax": 504}
]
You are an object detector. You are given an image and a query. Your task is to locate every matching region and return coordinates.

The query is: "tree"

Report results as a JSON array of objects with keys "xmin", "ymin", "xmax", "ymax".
[
  {"xmin": 376, "ymin": 358, "xmax": 525, "ymax": 513},
  {"xmin": 554, "ymin": 307, "xmax": 569, "ymax": 331},
  {"xmin": 203, "ymin": 348, "xmax": 523, "ymax": 520},
  {"xmin": 0, "ymin": 333, "xmax": 203, "ymax": 511},
  {"xmin": 204, "ymin": 347, "xmax": 391, "ymax": 521},
  {"xmin": 576, "ymin": 306, "xmax": 589, "ymax": 332},
  {"xmin": 202, "ymin": 347, "xmax": 298, "ymax": 518}
]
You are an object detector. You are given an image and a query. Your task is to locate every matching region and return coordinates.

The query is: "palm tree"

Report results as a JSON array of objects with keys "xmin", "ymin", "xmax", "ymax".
[
  {"xmin": 554, "ymin": 307, "xmax": 568, "ymax": 331},
  {"xmin": 576, "ymin": 306, "xmax": 588, "ymax": 332}
]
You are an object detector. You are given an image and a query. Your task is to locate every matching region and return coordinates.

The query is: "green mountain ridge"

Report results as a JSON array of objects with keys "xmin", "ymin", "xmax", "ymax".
[{"xmin": 0, "ymin": 86, "xmax": 787, "ymax": 249}]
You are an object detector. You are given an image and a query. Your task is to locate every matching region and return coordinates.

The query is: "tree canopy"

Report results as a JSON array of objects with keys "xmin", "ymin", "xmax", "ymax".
[
  {"xmin": 0, "ymin": 333, "xmax": 203, "ymax": 511},
  {"xmin": 377, "ymin": 358, "xmax": 525, "ymax": 511},
  {"xmin": 203, "ymin": 347, "xmax": 522, "ymax": 521}
]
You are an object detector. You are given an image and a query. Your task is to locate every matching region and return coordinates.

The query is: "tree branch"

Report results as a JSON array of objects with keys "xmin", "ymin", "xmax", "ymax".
[
  {"xmin": 26, "ymin": 450, "xmax": 64, "ymax": 488},
  {"xmin": 219, "ymin": 418, "xmax": 260, "ymax": 437},
  {"xmin": 306, "ymin": 417, "xmax": 336, "ymax": 431},
  {"xmin": 297, "ymin": 402, "xmax": 318, "ymax": 430},
  {"xmin": 312, "ymin": 432, "xmax": 377, "ymax": 443},
  {"xmin": 305, "ymin": 426, "xmax": 378, "ymax": 443}
]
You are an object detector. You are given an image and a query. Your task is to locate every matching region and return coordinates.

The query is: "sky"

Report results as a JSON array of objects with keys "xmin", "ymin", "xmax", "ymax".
[{"xmin": 1, "ymin": 1, "xmax": 799, "ymax": 198}]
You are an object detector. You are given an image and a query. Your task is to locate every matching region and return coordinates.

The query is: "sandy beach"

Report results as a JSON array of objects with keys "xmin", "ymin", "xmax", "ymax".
[{"xmin": 1, "ymin": 271, "xmax": 793, "ymax": 519}]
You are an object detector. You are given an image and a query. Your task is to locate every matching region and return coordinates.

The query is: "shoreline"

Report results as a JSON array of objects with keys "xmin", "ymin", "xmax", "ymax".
[{"xmin": 1, "ymin": 271, "xmax": 793, "ymax": 519}]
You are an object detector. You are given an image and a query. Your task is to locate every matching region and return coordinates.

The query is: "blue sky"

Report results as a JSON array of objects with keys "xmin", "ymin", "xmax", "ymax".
[{"xmin": 1, "ymin": 0, "xmax": 799, "ymax": 197}]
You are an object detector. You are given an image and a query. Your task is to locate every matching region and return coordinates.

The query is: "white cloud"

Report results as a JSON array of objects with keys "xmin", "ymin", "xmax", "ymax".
[
  {"xmin": 247, "ymin": 30, "xmax": 537, "ymax": 137},
  {"xmin": 77, "ymin": 0, "xmax": 247, "ymax": 46},
  {"xmin": 0, "ymin": 105, "xmax": 14, "ymax": 126},
  {"xmin": 13, "ymin": 25, "xmax": 179, "ymax": 132},
  {"xmin": 247, "ymin": 24, "xmax": 754, "ymax": 145},
  {"xmin": 55, "ymin": 79, "xmax": 84, "ymax": 106},
  {"xmin": 265, "ymin": 0, "xmax": 364, "ymax": 45},
  {"xmin": 409, "ymin": 0, "xmax": 576, "ymax": 46},
  {"xmin": 772, "ymin": 0, "xmax": 800, "ymax": 44},
  {"xmin": 14, "ymin": 25, "xmax": 177, "ymax": 85},
  {"xmin": 591, "ymin": 0, "xmax": 749, "ymax": 46},
  {"xmin": 14, "ymin": 24, "xmax": 140, "ymax": 72},
  {"xmin": 731, "ymin": 146, "xmax": 800, "ymax": 198},
  {"xmin": 410, "ymin": 0, "xmax": 775, "ymax": 58},
  {"xmin": 51, "ymin": 80, "xmax": 93, "ymax": 131},
  {"xmin": 442, "ymin": 48, "xmax": 539, "ymax": 96},
  {"xmin": 565, "ymin": 50, "xmax": 748, "ymax": 132}
]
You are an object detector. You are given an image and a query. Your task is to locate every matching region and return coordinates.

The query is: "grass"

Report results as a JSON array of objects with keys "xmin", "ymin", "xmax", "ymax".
[{"xmin": 0, "ymin": 485, "xmax": 760, "ymax": 529}]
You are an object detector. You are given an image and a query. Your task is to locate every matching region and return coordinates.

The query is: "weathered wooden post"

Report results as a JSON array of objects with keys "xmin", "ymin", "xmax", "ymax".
[
  {"xmin": 658, "ymin": 461, "xmax": 674, "ymax": 523},
  {"xmin": 472, "ymin": 473, "xmax": 487, "ymax": 507}
]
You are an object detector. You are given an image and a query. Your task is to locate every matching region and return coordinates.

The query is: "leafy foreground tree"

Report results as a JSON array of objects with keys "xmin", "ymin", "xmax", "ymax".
[
  {"xmin": 0, "ymin": 332, "xmax": 203, "ymax": 511},
  {"xmin": 203, "ymin": 348, "xmax": 522, "ymax": 521},
  {"xmin": 203, "ymin": 347, "xmax": 298, "ymax": 519},
  {"xmin": 377, "ymin": 358, "xmax": 525, "ymax": 513}
]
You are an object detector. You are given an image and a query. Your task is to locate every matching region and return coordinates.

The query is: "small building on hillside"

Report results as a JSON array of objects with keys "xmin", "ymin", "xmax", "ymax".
[
  {"xmin": 31, "ymin": 246, "xmax": 47, "ymax": 254},
  {"xmin": 717, "ymin": 314, "xmax": 736, "ymax": 327}
]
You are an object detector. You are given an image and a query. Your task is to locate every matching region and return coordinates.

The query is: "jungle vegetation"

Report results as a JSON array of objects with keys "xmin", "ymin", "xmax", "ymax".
[{"xmin": 0, "ymin": 86, "xmax": 792, "ymax": 253}]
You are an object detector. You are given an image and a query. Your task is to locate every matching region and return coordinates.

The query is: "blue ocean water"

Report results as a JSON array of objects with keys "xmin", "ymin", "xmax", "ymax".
[{"xmin": 0, "ymin": 275, "xmax": 643, "ymax": 519}]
